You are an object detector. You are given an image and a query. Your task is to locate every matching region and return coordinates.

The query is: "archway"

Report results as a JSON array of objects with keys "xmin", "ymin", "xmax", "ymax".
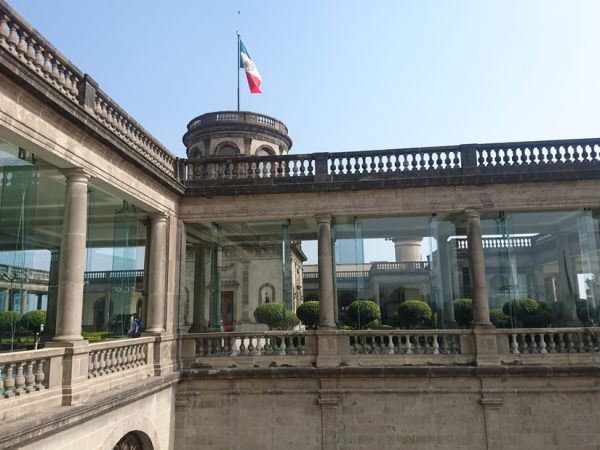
[{"xmin": 113, "ymin": 431, "xmax": 154, "ymax": 450}]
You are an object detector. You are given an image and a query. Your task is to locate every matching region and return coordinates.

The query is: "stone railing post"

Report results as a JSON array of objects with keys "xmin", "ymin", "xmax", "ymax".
[
  {"xmin": 459, "ymin": 144, "xmax": 478, "ymax": 172},
  {"xmin": 315, "ymin": 214, "xmax": 339, "ymax": 367},
  {"xmin": 46, "ymin": 168, "xmax": 91, "ymax": 405},
  {"xmin": 77, "ymin": 74, "xmax": 98, "ymax": 112},
  {"xmin": 189, "ymin": 243, "xmax": 208, "ymax": 332},
  {"xmin": 464, "ymin": 209, "xmax": 499, "ymax": 366},
  {"xmin": 314, "ymin": 153, "xmax": 331, "ymax": 183}
]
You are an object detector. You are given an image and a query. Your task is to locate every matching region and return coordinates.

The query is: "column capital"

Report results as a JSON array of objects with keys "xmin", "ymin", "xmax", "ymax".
[
  {"xmin": 463, "ymin": 209, "xmax": 482, "ymax": 220},
  {"xmin": 150, "ymin": 212, "xmax": 169, "ymax": 223},
  {"xmin": 315, "ymin": 214, "xmax": 332, "ymax": 224},
  {"xmin": 60, "ymin": 167, "xmax": 92, "ymax": 181}
]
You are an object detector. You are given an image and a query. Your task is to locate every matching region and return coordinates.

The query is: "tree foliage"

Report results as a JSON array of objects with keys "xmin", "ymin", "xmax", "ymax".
[
  {"xmin": 397, "ymin": 300, "xmax": 432, "ymax": 329},
  {"xmin": 452, "ymin": 298, "xmax": 473, "ymax": 328},
  {"xmin": 296, "ymin": 301, "xmax": 320, "ymax": 330},
  {"xmin": 345, "ymin": 300, "xmax": 381, "ymax": 329},
  {"xmin": 20, "ymin": 310, "xmax": 46, "ymax": 333},
  {"xmin": 254, "ymin": 303, "xmax": 286, "ymax": 329}
]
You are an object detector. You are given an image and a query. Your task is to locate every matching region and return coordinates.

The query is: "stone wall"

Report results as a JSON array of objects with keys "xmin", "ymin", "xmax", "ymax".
[
  {"xmin": 12, "ymin": 384, "xmax": 175, "ymax": 450},
  {"xmin": 175, "ymin": 367, "xmax": 600, "ymax": 450}
]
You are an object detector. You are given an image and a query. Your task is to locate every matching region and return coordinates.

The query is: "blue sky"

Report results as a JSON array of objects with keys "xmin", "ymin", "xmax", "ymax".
[{"xmin": 8, "ymin": 1, "xmax": 600, "ymax": 158}]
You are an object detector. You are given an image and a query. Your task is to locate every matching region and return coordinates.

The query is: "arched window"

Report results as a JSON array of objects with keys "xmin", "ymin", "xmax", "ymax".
[
  {"xmin": 255, "ymin": 146, "xmax": 273, "ymax": 156},
  {"xmin": 217, "ymin": 144, "xmax": 239, "ymax": 156}
]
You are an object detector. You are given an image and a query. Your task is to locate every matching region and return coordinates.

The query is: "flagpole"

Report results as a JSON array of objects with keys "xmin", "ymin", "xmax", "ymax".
[{"xmin": 237, "ymin": 31, "xmax": 240, "ymax": 111}]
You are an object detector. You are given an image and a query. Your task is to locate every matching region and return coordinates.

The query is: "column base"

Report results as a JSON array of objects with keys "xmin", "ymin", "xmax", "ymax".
[
  {"xmin": 316, "ymin": 330, "xmax": 340, "ymax": 367},
  {"xmin": 472, "ymin": 327, "xmax": 500, "ymax": 367},
  {"xmin": 46, "ymin": 340, "xmax": 90, "ymax": 405}
]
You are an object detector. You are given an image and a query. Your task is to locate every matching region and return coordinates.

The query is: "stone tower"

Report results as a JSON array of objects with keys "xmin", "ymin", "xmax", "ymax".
[{"xmin": 182, "ymin": 111, "xmax": 292, "ymax": 159}]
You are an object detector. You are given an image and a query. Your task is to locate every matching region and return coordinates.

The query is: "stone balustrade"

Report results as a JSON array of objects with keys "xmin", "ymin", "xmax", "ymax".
[
  {"xmin": 496, "ymin": 327, "xmax": 600, "ymax": 355},
  {"xmin": 343, "ymin": 329, "xmax": 463, "ymax": 355},
  {"xmin": 0, "ymin": 2, "xmax": 177, "ymax": 180},
  {"xmin": 0, "ymin": 347, "xmax": 64, "ymax": 399},
  {"xmin": 190, "ymin": 331, "xmax": 314, "ymax": 357},
  {"xmin": 88, "ymin": 338, "xmax": 152, "ymax": 379},
  {"xmin": 180, "ymin": 137, "xmax": 600, "ymax": 195}
]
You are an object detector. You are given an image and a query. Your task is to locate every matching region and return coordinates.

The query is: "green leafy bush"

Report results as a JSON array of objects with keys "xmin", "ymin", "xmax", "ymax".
[
  {"xmin": 20, "ymin": 310, "xmax": 46, "ymax": 333},
  {"xmin": 253, "ymin": 303, "xmax": 285, "ymax": 329},
  {"xmin": 340, "ymin": 324, "xmax": 356, "ymax": 330},
  {"xmin": 576, "ymin": 300, "xmax": 597, "ymax": 326},
  {"xmin": 296, "ymin": 301, "xmax": 320, "ymax": 330},
  {"xmin": 502, "ymin": 298, "xmax": 540, "ymax": 321},
  {"xmin": 523, "ymin": 309, "xmax": 555, "ymax": 328},
  {"xmin": 397, "ymin": 300, "xmax": 433, "ymax": 329},
  {"xmin": 367, "ymin": 324, "xmax": 394, "ymax": 331},
  {"xmin": 452, "ymin": 299, "xmax": 473, "ymax": 327},
  {"xmin": 489, "ymin": 309, "xmax": 511, "ymax": 328},
  {"xmin": 345, "ymin": 300, "xmax": 381, "ymax": 329},
  {"xmin": 0, "ymin": 311, "xmax": 21, "ymax": 334},
  {"xmin": 279, "ymin": 311, "xmax": 300, "ymax": 330}
]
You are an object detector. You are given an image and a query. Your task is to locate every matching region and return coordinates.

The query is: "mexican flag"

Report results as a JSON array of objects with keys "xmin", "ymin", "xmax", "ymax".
[{"xmin": 239, "ymin": 40, "xmax": 262, "ymax": 94}]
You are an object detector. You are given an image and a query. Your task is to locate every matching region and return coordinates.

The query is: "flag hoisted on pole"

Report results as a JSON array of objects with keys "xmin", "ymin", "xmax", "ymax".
[{"xmin": 238, "ymin": 36, "xmax": 262, "ymax": 99}]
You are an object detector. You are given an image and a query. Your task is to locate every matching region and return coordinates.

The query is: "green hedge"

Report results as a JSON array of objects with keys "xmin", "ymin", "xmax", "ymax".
[
  {"xmin": 296, "ymin": 301, "xmax": 320, "ymax": 330},
  {"xmin": 452, "ymin": 299, "xmax": 473, "ymax": 327},
  {"xmin": 254, "ymin": 303, "xmax": 286, "ymax": 329},
  {"xmin": 489, "ymin": 309, "xmax": 511, "ymax": 328},
  {"xmin": 345, "ymin": 300, "xmax": 381, "ymax": 328},
  {"xmin": 397, "ymin": 300, "xmax": 432, "ymax": 329},
  {"xmin": 20, "ymin": 310, "xmax": 46, "ymax": 333}
]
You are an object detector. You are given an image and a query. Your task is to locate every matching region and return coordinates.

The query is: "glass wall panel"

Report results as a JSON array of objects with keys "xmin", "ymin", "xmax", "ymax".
[
  {"xmin": 82, "ymin": 188, "xmax": 146, "ymax": 340},
  {"xmin": 481, "ymin": 209, "xmax": 600, "ymax": 328},
  {"xmin": 0, "ymin": 138, "xmax": 65, "ymax": 351},
  {"xmin": 333, "ymin": 214, "xmax": 468, "ymax": 329},
  {"xmin": 185, "ymin": 218, "xmax": 316, "ymax": 332}
]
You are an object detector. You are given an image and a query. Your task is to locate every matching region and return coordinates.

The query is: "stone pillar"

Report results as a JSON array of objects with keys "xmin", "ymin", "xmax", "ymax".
[
  {"xmin": 465, "ymin": 210, "xmax": 492, "ymax": 328},
  {"xmin": 146, "ymin": 213, "xmax": 168, "ymax": 334},
  {"xmin": 439, "ymin": 236, "xmax": 456, "ymax": 327},
  {"xmin": 464, "ymin": 209, "xmax": 499, "ymax": 366},
  {"xmin": 44, "ymin": 249, "xmax": 60, "ymax": 339},
  {"xmin": 2, "ymin": 288, "xmax": 9, "ymax": 311},
  {"xmin": 53, "ymin": 170, "xmax": 90, "ymax": 342},
  {"xmin": 190, "ymin": 243, "xmax": 208, "ymax": 332},
  {"xmin": 316, "ymin": 214, "xmax": 335, "ymax": 329},
  {"xmin": 555, "ymin": 232, "xmax": 576, "ymax": 322},
  {"xmin": 46, "ymin": 169, "xmax": 90, "ymax": 405},
  {"xmin": 36, "ymin": 293, "xmax": 43, "ymax": 310},
  {"xmin": 20, "ymin": 289, "xmax": 28, "ymax": 315}
]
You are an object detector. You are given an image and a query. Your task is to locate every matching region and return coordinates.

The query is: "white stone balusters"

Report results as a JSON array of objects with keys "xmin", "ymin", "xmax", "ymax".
[
  {"xmin": 4, "ymin": 364, "xmax": 15, "ymax": 398},
  {"xmin": 14, "ymin": 362, "xmax": 25, "ymax": 396},
  {"xmin": 34, "ymin": 360, "xmax": 45, "ymax": 390},
  {"xmin": 24, "ymin": 361, "xmax": 35, "ymax": 393}
]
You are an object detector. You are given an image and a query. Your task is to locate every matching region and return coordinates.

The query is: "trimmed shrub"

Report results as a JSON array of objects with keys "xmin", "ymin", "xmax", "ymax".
[
  {"xmin": 296, "ymin": 301, "xmax": 320, "ymax": 330},
  {"xmin": 0, "ymin": 311, "xmax": 21, "ymax": 335},
  {"xmin": 340, "ymin": 324, "xmax": 356, "ymax": 330},
  {"xmin": 452, "ymin": 299, "xmax": 473, "ymax": 327},
  {"xmin": 489, "ymin": 309, "xmax": 511, "ymax": 328},
  {"xmin": 523, "ymin": 309, "xmax": 555, "ymax": 328},
  {"xmin": 20, "ymin": 310, "xmax": 46, "ymax": 333},
  {"xmin": 345, "ymin": 300, "xmax": 381, "ymax": 329},
  {"xmin": 367, "ymin": 324, "xmax": 394, "ymax": 331},
  {"xmin": 279, "ymin": 311, "xmax": 300, "ymax": 330},
  {"xmin": 253, "ymin": 303, "xmax": 285, "ymax": 329},
  {"xmin": 502, "ymin": 298, "xmax": 540, "ymax": 321},
  {"xmin": 397, "ymin": 300, "xmax": 433, "ymax": 329}
]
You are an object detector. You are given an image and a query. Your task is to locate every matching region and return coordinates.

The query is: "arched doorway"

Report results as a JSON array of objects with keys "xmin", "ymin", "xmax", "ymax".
[{"xmin": 113, "ymin": 431, "xmax": 153, "ymax": 450}]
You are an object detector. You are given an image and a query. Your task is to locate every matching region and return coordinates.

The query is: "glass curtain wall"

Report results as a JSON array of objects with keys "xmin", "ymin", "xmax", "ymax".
[
  {"xmin": 185, "ymin": 218, "xmax": 315, "ymax": 332},
  {"xmin": 332, "ymin": 214, "xmax": 468, "ymax": 329},
  {"xmin": 0, "ymin": 138, "xmax": 65, "ymax": 351},
  {"xmin": 82, "ymin": 189, "xmax": 146, "ymax": 340},
  {"xmin": 481, "ymin": 209, "xmax": 600, "ymax": 328}
]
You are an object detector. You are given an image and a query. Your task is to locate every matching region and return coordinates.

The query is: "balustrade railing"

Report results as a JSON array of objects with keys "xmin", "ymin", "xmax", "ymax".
[
  {"xmin": 0, "ymin": 3, "xmax": 177, "ymax": 179},
  {"xmin": 187, "ymin": 331, "xmax": 314, "ymax": 358},
  {"xmin": 343, "ymin": 330, "xmax": 463, "ymax": 355},
  {"xmin": 180, "ymin": 138, "xmax": 600, "ymax": 188},
  {"xmin": 496, "ymin": 328, "xmax": 600, "ymax": 354},
  {"xmin": 88, "ymin": 338, "xmax": 151, "ymax": 378},
  {"xmin": 0, "ymin": 347, "xmax": 64, "ymax": 398},
  {"xmin": 371, "ymin": 261, "xmax": 429, "ymax": 271},
  {"xmin": 455, "ymin": 236, "xmax": 533, "ymax": 251}
]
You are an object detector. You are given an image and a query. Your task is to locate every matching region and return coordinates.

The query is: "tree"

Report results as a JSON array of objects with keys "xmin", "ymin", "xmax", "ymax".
[
  {"xmin": 397, "ymin": 300, "xmax": 433, "ymax": 329},
  {"xmin": 345, "ymin": 300, "xmax": 381, "ymax": 329},
  {"xmin": 452, "ymin": 299, "xmax": 473, "ymax": 328},
  {"xmin": 20, "ymin": 310, "xmax": 46, "ymax": 333},
  {"xmin": 254, "ymin": 303, "xmax": 286, "ymax": 330},
  {"xmin": 296, "ymin": 301, "xmax": 320, "ymax": 330}
]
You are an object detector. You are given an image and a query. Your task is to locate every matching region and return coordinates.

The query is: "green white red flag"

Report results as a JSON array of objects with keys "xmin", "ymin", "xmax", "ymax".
[{"xmin": 239, "ymin": 40, "xmax": 262, "ymax": 94}]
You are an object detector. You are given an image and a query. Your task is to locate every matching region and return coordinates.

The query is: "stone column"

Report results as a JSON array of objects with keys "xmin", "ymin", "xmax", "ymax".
[
  {"xmin": 53, "ymin": 170, "xmax": 90, "ymax": 342},
  {"xmin": 36, "ymin": 293, "xmax": 43, "ymax": 310},
  {"xmin": 46, "ymin": 169, "xmax": 91, "ymax": 405},
  {"xmin": 146, "ymin": 213, "xmax": 168, "ymax": 334},
  {"xmin": 2, "ymin": 288, "xmax": 9, "ymax": 311},
  {"xmin": 316, "ymin": 214, "xmax": 335, "ymax": 329},
  {"xmin": 20, "ymin": 289, "xmax": 28, "ymax": 315},
  {"xmin": 439, "ymin": 236, "xmax": 456, "ymax": 327},
  {"xmin": 465, "ymin": 210, "xmax": 492, "ymax": 328},
  {"xmin": 190, "ymin": 243, "xmax": 208, "ymax": 332},
  {"xmin": 44, "ymin": 249, "xmax": 60, "ymax": 339},
  {"xmin": 465, "ymin": 209, "xmax": 499, "ymax": 366}
]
